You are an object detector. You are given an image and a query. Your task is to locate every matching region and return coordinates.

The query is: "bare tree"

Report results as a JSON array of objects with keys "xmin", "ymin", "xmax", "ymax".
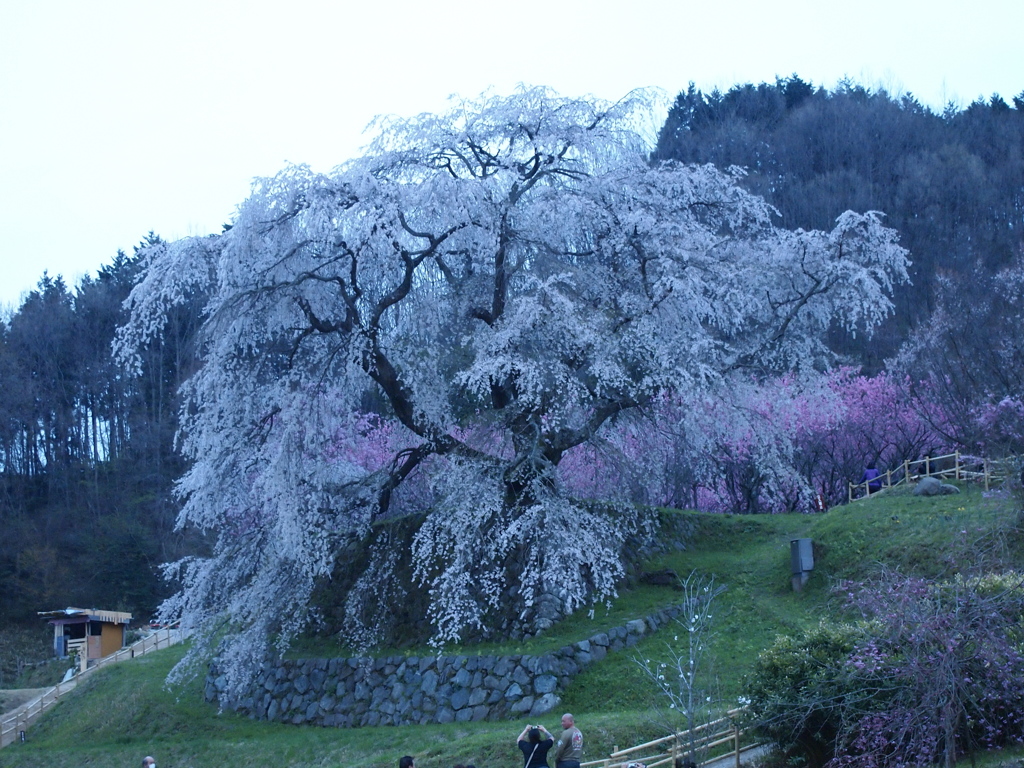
[{"xmin": 636, "ymin": 572, "xmax": 727, "ymax": 765}]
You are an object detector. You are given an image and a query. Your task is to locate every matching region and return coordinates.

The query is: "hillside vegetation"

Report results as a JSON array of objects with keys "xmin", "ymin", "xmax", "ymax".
[{"xmin": 4, "ymin": 485, "xmax": 1024, "ymax": 768}]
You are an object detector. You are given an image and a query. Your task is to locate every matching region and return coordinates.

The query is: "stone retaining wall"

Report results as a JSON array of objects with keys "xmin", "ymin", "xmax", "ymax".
[{"xmin": 207, "ymin": 603, "xmax": 685, "ymax": 727}]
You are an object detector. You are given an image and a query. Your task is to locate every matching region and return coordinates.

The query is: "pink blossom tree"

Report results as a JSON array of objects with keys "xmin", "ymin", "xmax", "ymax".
[{"xmin": 555, "ymin": 369, "xmax": 947, "ymax": 515}]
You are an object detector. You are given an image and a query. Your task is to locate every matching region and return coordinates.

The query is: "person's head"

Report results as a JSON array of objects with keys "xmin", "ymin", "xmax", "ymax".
[
  {"xmin": 529, "ymin": 726, "xmax": 542, "ymax": 743},
  {"xmin": 867, "ymin": 461, "xmax": 876, "ymax": 470},
  {"xmin": 142, "ymin": 758, "xmax": 156, "ymax": 768},
  {"xmin": 399, "ymin": 757, "xmax": 415, "ymax": 768},
  {"xmin": 561, "ymin": 712, "xmax": 574, "ymax": 729}
]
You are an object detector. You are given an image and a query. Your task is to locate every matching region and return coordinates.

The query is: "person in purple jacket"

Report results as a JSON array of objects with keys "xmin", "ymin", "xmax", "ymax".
[{"xmin": 860, "ymin": 462, "xmax": 882, "ymax": 494}]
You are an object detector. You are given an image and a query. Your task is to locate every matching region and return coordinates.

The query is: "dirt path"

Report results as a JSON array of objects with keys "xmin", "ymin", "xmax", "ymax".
[
  {"xmin": 0, "ymin": 689, "xmax": 47, "ymax": 715},
  {"xmin": 702, "ymin": 744, "xmax": 770, "ymax": 768}
]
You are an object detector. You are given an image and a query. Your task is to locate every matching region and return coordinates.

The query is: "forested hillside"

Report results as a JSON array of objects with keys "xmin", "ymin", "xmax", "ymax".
[
  {"xmin": 654, "ymin": 77, "xmax": 1024, "ymax": 368},
  {"xmin": 0, "ymin": 238, "xmax": 204, "ymax": 632},
  {"xmin": 1, "ymin": 78, "xmax": 1022, "ymax": 670}
]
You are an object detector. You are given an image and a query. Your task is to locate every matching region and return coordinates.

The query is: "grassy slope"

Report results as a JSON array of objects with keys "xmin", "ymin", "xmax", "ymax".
[{"xmin": 4, "ymin": 485, "xmax": 1024, "ymax": 768}]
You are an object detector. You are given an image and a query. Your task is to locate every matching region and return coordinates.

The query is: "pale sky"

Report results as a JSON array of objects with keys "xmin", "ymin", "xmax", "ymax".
[{"xmin": 1, "ymin": 0, "xmax": 1021, "ymax": 311}]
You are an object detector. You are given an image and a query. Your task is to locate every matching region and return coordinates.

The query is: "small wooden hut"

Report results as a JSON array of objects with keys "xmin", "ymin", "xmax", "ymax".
[{"xmin": 38, "ymin": 607, "xmax": 132, "ymax": 670}]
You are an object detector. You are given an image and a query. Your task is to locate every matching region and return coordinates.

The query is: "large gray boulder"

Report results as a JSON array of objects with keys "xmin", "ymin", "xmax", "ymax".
[
  {"xmin": 531, "ymin": 692, "xmax": 561, "ymax": 716},
  {"xmin": 913, "ymin": 476, "xmax": 960, "ymax": 496}
]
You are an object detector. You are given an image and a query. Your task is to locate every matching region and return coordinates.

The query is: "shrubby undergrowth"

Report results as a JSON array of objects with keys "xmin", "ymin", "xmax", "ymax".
[{"xmin": 747, "ymin": 570, "xmax": 1024, "ymax": 768}]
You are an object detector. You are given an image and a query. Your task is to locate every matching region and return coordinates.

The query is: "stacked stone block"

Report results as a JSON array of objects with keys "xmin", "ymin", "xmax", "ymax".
[{"xmin": 207, "ymin": 603, "xmax": 684, "ymax": 727}]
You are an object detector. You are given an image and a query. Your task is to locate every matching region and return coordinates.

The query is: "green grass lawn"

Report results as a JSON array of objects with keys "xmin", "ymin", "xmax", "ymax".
[{"xmin": 3, "ymin": 485, "xmax": 1021, "ymax": 768}]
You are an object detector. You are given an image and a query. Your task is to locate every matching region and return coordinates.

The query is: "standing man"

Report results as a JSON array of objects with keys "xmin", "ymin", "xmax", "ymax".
[{"xmin": 553, "ymin": 712, "xmax": 583, "ymax": 768}]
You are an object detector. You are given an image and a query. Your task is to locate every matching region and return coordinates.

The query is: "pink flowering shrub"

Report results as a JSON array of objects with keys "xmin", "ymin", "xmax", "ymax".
[
  {"xmin": 748, "ymin": 572, "xmax": 1024, "ymax": 768},
  {"xmin": 555, "ymin": 370, "xmax": 950, "ymax": 514},
  {"xmin": 792, "ymin": 369, "xmax": 950, "ymax": 506}
]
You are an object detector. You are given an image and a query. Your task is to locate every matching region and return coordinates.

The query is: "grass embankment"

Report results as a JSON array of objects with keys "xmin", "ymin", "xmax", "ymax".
[{"xmin": 4, "ymin": 485, "xmax": 1024, "ymax": 768}]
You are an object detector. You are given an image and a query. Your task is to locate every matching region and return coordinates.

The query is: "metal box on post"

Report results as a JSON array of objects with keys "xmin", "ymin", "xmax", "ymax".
[{"xmin": 790, "ymin": 538, "xmax": 814, "ymax": 591}]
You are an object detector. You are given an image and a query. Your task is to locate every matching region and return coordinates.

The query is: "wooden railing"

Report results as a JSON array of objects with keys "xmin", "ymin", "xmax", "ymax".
[
  {"xmin": 582, "ymin": 707, "xmax": 755, "ymax": 768},
  {"xmin": 0, "ymin": 628, "xmax": 185, "ymax": 748},
  {"xmin": 848, "ymin": 452, "xmax": 1017, "ymax": 502}
]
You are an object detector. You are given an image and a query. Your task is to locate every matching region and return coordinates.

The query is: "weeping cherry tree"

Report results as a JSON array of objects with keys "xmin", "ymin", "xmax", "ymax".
[{"xmin": 115, "ymin": 87, "xmax": 909, "ymax": 695}]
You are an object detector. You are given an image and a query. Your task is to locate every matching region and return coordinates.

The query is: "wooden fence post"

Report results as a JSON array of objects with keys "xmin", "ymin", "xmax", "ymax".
[
  {"xmin": 955, "ymin": 451, "xmax": 961, "ymax": 480},
  {"xmin": 734, "ymin": 721, "xmax": 741, "ymax": 768}
]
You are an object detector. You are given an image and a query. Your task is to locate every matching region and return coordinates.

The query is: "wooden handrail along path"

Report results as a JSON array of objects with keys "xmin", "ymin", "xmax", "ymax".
[
  {"xmin": 0, "ymin": 627, "xmax": 186, "ymax": 749},
  {"xmin": 581, "ymin": 707, "xmax": 756, "ymax": 768},
  {"xmin": 848, "ymin": 451, "xmax": 1018, "ymax": 503}
]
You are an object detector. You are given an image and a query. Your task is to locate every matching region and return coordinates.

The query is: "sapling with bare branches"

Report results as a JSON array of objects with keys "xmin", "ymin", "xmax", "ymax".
[{"xmin": 636, "ymin": 572, "xmax": 727, "ymax": 765}]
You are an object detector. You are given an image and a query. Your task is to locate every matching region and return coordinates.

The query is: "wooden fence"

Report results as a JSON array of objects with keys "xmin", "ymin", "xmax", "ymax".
[
  {"xmin": 848, "ymin": 452, "xmax": 1018, "ymax": 503},
  {"xmin": 0, "ymin": 627, "xmax": 185, "ymax": 748},
  {"xmin": 582, "ymin": 707, "xmax": 756, "ymax": 768}
]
